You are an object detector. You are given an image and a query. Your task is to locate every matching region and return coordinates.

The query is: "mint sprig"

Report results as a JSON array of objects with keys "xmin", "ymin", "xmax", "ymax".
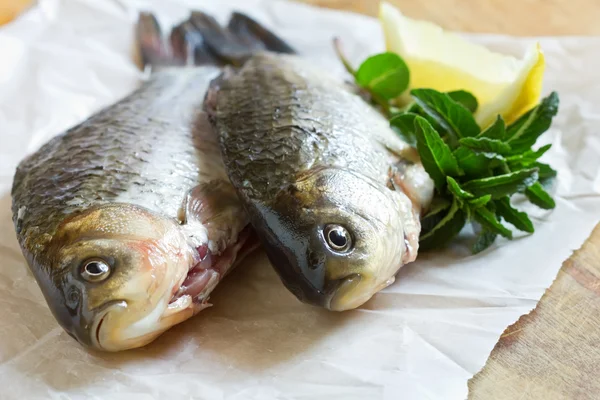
[{"xmin": 336, "ymin": 45, "xmax": 560, "ymax": 254}]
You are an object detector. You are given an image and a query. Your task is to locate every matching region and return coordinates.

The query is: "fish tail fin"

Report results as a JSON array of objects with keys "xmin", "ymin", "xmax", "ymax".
[{"xmin": 135, "ymin": 10, "xmax": 296, "ymax": 71}]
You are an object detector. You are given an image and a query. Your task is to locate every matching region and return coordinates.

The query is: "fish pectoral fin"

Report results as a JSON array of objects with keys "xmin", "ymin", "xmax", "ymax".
[{"xmin": 181, "ymin": 181, "xmax": 248, "ymax": 253}]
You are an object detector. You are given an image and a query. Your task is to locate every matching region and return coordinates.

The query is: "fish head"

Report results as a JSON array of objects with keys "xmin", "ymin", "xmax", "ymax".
[
  {"xmin": 32, "ymin": 204, "xmax": 197, "ymax": 352},
  {"xmin": 256, "ymin": 167, "xmax": 420, "ymax": 311}
]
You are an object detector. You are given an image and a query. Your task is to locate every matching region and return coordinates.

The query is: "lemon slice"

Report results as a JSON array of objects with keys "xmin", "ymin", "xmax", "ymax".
[{"xmin": 379, "ymin": 2, "xmax": 545, "ymax": 128}]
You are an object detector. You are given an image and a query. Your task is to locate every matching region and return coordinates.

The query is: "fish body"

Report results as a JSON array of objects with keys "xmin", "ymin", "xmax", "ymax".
[
  {"xmin": 209, "ymin": 53, "xmax": 434, "ymax": 311},
  {"xmin": 10, "ymin": 11, "xmax": 295, "ymax": 351}
]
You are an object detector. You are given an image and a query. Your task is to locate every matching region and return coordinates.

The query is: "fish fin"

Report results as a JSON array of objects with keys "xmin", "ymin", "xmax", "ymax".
[
  {"xmin": 181, "ymin": 180, "xmax": 249, "ymax": 254},
  {"xmin": 135, "ymin": 11, "xmax": 170, "ymax": 69},
  {"xmin": 136, "ymin": 10, "xmax": 296, "ymax": 71},
  {"xmin": 227, "ymin": 12, "xmax": 296, "ymax": 54},
  {"xmin": 169, "ymin": 20, "xmax": 221, "ymax": 66}
]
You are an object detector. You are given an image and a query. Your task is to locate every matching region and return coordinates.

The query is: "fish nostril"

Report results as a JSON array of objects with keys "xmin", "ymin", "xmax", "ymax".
[{"xmin": 307, "ymin": 250, "xmax": 324, "ymax": 270}]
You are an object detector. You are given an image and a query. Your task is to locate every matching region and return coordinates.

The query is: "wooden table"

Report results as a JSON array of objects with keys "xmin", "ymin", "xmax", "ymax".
[{"xmin": 2, "ymin": 1, "xmax": 600, "ymax": 398}]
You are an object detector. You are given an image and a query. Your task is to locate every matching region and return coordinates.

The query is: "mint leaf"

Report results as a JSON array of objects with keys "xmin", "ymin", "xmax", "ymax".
[
  {"xmin": 447, "ymin": 90, "xmax": 478, "ymax": 113},
  {"xmin": 421, "ymin": 197, "xmax": 452, "ymax": 234},
  {"xmin": 355, "ymin": 53, "xmax": 410, "ymax": 100},
  {"xmin": 453, "ymin": 147, "xmax": 491, "ymax": 178},
  {"xmin": 459, "ymin": 137, "xmax": 512, "ymax": 156},
  {"xmin": 472, "ymin": 229, "xmax": 498, "ymax": 254},
  {"xmin": 468, "ymin": 195, "xmax": 492, "ymax": 209},
  {"xmin": 533, "ymin": 162, "xmax": 557, "ymax": 180},
  {"xmin": 506, "ymin": 144, "xmax": 552, "ymax": 169},
  {"xmin": 420, "ymin": 199, "xmax": 467, "ymax": 251},
  {"xmin": 447, "ymin": 176, "xmax": 474, "ymax": 199},
  {"xmin": 525, "ymin": 182, "xmax": 556, "ymax": 209},
  {"xmin": 411, "ymin": 88, "xmax": 481, "ymax": 140},
  {"xmin": 462, "ymin": 168, "xmax": 539, "ymax": 199},
  {"xmin": 506, "ymin": 92, "xmax": 559, "ymax": 153},
  {"xmin": 479, "ymin": 115, "xmax": 505, "ymax": 140},
  {"xmin": 414, "ymin": 116, "xmax": 461, "ymax": 191},
  {"xmin": 495, "ymin": 197, "xmax": 534, "ymax": 233},
  {"xmin": 474, "ymin": 207, "xmax": 513, "ymax": 239},
  {"xmin": 390, "ymin": 113, "xmax": 418, "ymax": 147}
]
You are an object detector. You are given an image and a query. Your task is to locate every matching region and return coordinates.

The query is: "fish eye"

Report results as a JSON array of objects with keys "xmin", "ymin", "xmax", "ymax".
[
  {"xmin": 323, "ymin": 224, "xmax": 353, "ymax": 253},
  {"xmin": 81, "ymin": 259, "xmax": 111, "ymax": 282}
]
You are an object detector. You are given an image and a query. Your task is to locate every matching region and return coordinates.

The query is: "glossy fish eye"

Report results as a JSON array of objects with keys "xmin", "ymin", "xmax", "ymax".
[
  {"xmin": 81, "ymin": 259, "xmax": 111, "ymax": 282},
  {"xmin": 324, "ymin": 224, "xmax": 353, "ymax": 253}
]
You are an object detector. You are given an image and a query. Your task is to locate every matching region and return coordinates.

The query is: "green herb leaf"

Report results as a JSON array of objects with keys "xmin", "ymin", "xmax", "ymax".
[
  {"xmin": 533, "ymin": 162, "xmax": 558, "ymax": 180},
  {"xmin": 495, "ymin": 197, "xmax": 534, "ymax": 233},
  {"xmin": 421, "ymin": 197, "xmax": 452, "ymax": 234},
  {"xmin": 479, "ymin": 115, "xmax": 505, "ymax": 140},
  {"xmin": 390, "ymin": 113, "xmax": 418, "ymax": 147},
  {"xmin": 472, "ymin": 229, "xmax": 498, "ymax": 254},
  {"xmin": 468, "ymin": 195, "xmax": 492, "ymax": 209},
  {"xmin": 506, "ymin": 92, "xmax": 559, "ymax": 153},
  {"xmin": 411, "ymin": 88, "xmax": 481, "ymax": 140},
  {"xmin": 525, "ymin": 182, "xmax": 556, "ymax": 209},
  {"xmin": 473, "ymin": 207, "xmax": 513, "ymax": 239},
  {"xmin": 506, "ymin": 144, "xmax": 552, "ymax": 169},
  {"xmin": 453, "ymin": 147, "xmax": 491, "ymax": 178},
  {"xmin": 414, "ymin": 116, "xmax": 462, "ymax": 190},
  {"xmin": 447, "ymin": 90, "xmax": 478, "ymax": 113},
  {"xmin": 420, "ymin": 199, "xmax": 467, "ymax": 251},
  {"xmin": 462, "ymin": 168, "xmax": 539, "ymax": 199},
  {"xmin": 459, "ymin": 137, "xmax": 512, "ymax": 156},
  {"xmin": 355, "ymin": 52, "xmax": 410, "ymax": 100},
  {"xmin": 447, "ymin": 176, "xmax": 474, "ymax": 199}
]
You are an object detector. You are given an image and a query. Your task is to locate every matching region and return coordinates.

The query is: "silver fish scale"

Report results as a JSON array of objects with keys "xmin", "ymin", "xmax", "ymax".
[
  {"xmin": 214, "ymin": 53, "xmax": 404, "ymax": 200},
  {"xmin": 12, "ymin": 66, "xmax": 224, "ymax": 258}
]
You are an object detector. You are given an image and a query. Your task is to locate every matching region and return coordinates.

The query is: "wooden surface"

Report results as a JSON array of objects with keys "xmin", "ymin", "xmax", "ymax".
[
  {"xmin": 297, "ymin": 0, "xmax": 600, "ymax": 35},
  {"xmin": 468, "ymin": 225, "xmax": 600, "ymax": 399}
]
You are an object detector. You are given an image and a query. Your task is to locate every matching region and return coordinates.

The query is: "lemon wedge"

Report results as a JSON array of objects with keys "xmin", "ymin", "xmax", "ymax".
[{"xmin": 379, "ymin": 2, "xmax": 545, "ymax": 128}]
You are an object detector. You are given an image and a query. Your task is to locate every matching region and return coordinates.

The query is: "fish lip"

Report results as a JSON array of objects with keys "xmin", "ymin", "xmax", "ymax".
[{"xmin": 89, "ymin": 300, "xmax": 127, "ymax": 350}]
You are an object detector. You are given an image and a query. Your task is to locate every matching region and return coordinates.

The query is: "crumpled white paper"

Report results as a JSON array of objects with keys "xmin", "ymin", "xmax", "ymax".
[{"xmin": 0, "ymin": 0, "xmax": 599, "ymax": 399}]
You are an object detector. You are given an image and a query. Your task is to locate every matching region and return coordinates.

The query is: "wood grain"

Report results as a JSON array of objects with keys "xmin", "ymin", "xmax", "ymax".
[
  {"xmin": 296, "ymin": 0, "xmax": 600, "ymax": 35},
  {"xmin": 468, "ymin": 225, "xmax": 600, "ymax": 399}
]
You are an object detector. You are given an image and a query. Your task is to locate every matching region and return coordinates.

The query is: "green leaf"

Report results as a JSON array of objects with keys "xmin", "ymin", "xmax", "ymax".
[
  {"xmin": 525, "ymin": 182, "xmax": 556, "ymax": 209},
  {"xmin": 410, "ymin": 88, "xmax": 481, "ymax": 140},
  {"xmin": 506, "ymin": 92, "xmax": 559, "ymax": 153},
  {"xmin": 462, "ymin": 168, "xmax": 539, "ymax": 199},
  {"xmin": 447, "ymin": 90, "xmax": 478, "ymax": 113},
  {"xmin": 414, "ymin": 116, "xmax": 462, "ymax": 191},
  {"xmin": 533, "ymin": 162, "xmax": 557, "ymax": 180},
  {"xmin": 506, "ymin": 144, "xmax": 552, "ymax": 168},
  {"xmin": 479, "ymin": 115, "xmax": 506, "ymax": 140},
  {"xmin": 390, "ymin": 113, "xmax": 418, "ymax": 147},
  {"xmin": 468, "ymin": 195, "xmax": 492, "ymax": 209},
  {"xmin": 447, "ymin": 176, "xmax": 474, "ymax": 199},
  {"xmin": 355, "ymin": 52, "xmax": 410, "ymax": 100},
  {"xmin": 495, "ymin": 197, "xmax": 534, "ymax": 233},
  {"xmin": 472, "ymin": 230, "xmax": 498, "ymax": 254},
  {"xmin": 474, "ymin": 207, "xmax": 513, "ymax": 239},
  {"xmin": 420, "ymin": 199, "xmax": 467, "ymax": 251},
  {"xmin": 421, "ymin": 197, "xmax": 452, "ymax": 234},
  {"xmin": 459, "ymin": 137, "xmax": 512, "ymax": 156},
  {"xmin": 453, "ymin": 147, "xmax": 491, "ymax": 178}
]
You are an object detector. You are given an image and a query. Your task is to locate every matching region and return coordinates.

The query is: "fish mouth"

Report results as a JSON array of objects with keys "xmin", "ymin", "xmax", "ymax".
[
  {"xmin": 168, "ymin": 225, "xmax": 259, "ymax": 309},
  {"xmin": 329, "ymin": 274, "xmax": 395, "ymax": 311}
]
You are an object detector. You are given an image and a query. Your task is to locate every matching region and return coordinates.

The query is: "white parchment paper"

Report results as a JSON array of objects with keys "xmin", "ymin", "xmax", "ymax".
[{"xmin": 1, "ymin": 1, "xmax": 599, "ymax": 399}]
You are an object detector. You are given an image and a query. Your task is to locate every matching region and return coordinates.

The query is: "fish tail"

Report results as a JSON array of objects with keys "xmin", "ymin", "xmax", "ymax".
[{"xmin": 135, "ymin": 10, "xmax": 296, "ymax": 71}]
